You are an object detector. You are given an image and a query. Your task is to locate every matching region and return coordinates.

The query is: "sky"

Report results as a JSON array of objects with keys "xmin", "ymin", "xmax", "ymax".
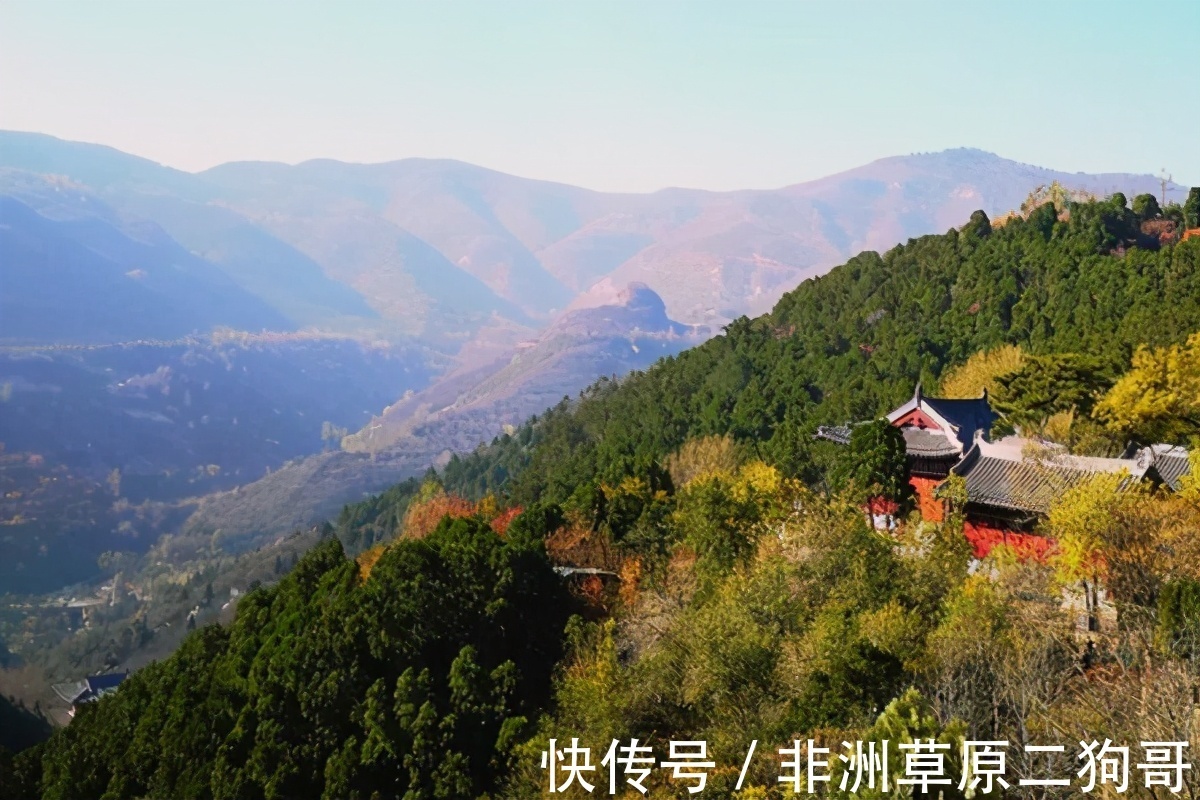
[{"xmin": 1, "ymin": 1, "xmax": 1197, "ymax": 193}]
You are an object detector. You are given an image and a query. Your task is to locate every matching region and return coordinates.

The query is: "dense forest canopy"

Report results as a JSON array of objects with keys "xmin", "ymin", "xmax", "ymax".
[
  {"xmin": 8, "ymin": 194, "xmax": 1200, "ymax": 799},
  {"xmin": 4, "ymin": 521, "xmax": 569, "ymax": 799}
]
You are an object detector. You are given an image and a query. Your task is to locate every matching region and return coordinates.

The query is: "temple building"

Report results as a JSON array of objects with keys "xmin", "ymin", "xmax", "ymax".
[
  {"xmin": 816, "ymin": 383, "xmax": 1192, "ymax": 539},
  {"xmin": 817, "ymin": 383, "xmax": 997, "ymax": 518},
  {"xmin": 52, "ymin": 671, "xmax": 127, "ymax": 718},
  {"xmin": 882, "ymin": 383, "xmax": 996, "ymax": 479}
]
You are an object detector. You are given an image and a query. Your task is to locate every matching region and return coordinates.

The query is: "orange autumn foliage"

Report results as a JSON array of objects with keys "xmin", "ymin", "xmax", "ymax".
[
  {"xmin": 356, "ymin": 544, "xmax": 386, "ymax": 583},
  {"xmin": 402, "ymin": 492, "xmax": 476, "ymax": 539},
  {"xmin": 579, "ymin": 575, "xmax": 605, "ymax": 604},
  {"xmin": 618, "ymin": 556, "xmax": 642, "ymax": 609},
  {"xmin": 545, "ymin": 524, "xmax": 615, "ymax": 570},
  {"xmin": 489, "ymin": 506, "xmax": 523, "ymax": 537}
]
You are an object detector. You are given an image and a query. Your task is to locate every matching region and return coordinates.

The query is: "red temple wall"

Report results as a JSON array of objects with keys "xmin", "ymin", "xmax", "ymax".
[
  {"xmin": 962, "ymin": 521, "xmax": 1054, "ymax": 562},
  {"xmin": 910, "ymin": 476, "xmax": 944, "ymax": 522},
  {"xmin": 908, "ymin": 477, "xmax": 1052, "ymax": 562}
]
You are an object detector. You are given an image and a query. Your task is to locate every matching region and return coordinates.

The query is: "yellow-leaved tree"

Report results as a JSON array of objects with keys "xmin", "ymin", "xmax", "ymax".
[
  {"xmin": 938, "ymin": 344, "xmax": 1024, "ymax": 399},
  {"xmin": 1047, "ymin": 473, "xmax": 1164, "ymax": 629},
  {"xmin": 1094, "ymin": 333, "xmax": 1200, "ymax": 441},
  {"xmin": 664, "ymin": 434, "xmax": 743, "ymax": 488},
  {"xmin": 1047, "ymin": 474, "xmax": 1121, "ymax": 633}
]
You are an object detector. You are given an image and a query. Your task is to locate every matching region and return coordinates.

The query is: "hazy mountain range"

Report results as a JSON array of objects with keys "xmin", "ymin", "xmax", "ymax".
[
  {"xmin": 1, "ymin": 131, "xmax": 1178, "ymax": 342},
  {"xmin": 0, "ymin": 129, "xmax": 1182, "ymax": 591}
]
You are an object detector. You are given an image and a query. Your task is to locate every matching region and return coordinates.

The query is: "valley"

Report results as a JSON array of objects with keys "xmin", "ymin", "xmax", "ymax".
[{"xmin": 0, "ymin": 334, "xmax": 436, "ymax": 595}]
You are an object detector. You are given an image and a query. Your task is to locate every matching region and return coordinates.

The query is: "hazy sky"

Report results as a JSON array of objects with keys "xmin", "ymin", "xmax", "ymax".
[{"xmin": 2, "ymin": 1, "xmax": 1197, "ymax": 192}]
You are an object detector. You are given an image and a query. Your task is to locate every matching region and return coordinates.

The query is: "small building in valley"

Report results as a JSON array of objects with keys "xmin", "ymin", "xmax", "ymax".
[{"xmin": 52, "ymin": 671, "xmax": 127, "ymax": 718}]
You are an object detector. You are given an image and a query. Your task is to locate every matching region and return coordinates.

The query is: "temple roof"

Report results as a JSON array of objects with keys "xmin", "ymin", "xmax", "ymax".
[
  {"xmin": 902, "ymin": 427, "xmax": 960, "ymax": 457},
  {"xmin": 52, "ymin": 672, "xmax": 127, "ymax": 706},
  {"xmin": 1139, "ymin": 444, "xmax": 1192, "ymax": 491},
  {"xmin": 813, "ymin": 424, "xmax": 853, "ymax": 445},
  {"xmin": 814, "ymin": 388, "xmax": 988, "ymax": 460},
  {"xmin": 886, "ymin": 383, "xmax": 995, "ymax": 453},
  {"xmin": 948, "ymin": 436, "xmax": 1148, "ymax": 514},
  {"xmin": 813, "ymin": 423, "xmax": 960, "ymax": 458}
]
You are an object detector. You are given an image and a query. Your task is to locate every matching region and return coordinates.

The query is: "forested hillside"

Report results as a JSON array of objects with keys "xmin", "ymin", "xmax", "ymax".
[
  {"xmin": 4, "ymin": 524, "xmax": 570, "ymax": 800},
  {"xmin": 9, "ymin": 192, "xmax": 1200, "ymax": 799},
  {"xmin": 438, "ymin": 192, "xmax": 1200, "ymax": 505}
]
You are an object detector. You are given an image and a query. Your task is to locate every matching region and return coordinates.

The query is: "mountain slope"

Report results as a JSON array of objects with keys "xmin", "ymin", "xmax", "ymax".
[
  {"xmin": 438, "ymin": 197, "xmax": 1200, "ymax": 506},
  {"xmin": 0, "ymin": 130, "xmax": 207, "ymax": 198},
  {"xmin": 0, "ymin": 168, "xmax": 380, "ymax": 329},
  {"xmin": 568, "ymin": 149, "xmax": 1178, "ymax": 322},
  {"xmin": 0, "ymin": 134, "xmax": 533, "ymax": 341},
  {"xmin": 0, "ymin": 196, "xmax": 293, "ymax": 343},
  {"xmin": 177, "ymin": 284, "xmax": 706, "ymax": 544},
  {"xmin": 196, "ymin": 147, "xmax": 1181, "ymax": 330},
  {"xmin": 0, "ymin": 334, "xmax": 439, "ymax": 594},
  {"xmin": 201, "ymin": 158, "xmax": 586, "ymax": 316},
  {"xmin": 16, "ymin": 198, "xmax": 1200, "ymax": 800},
  {"xmin": 114, "ymin": 192, "xmax": 381, "ymax": 328},
  {"xmin": 345, "ymin": 282, "xmax": 703, "ymax": 456}
]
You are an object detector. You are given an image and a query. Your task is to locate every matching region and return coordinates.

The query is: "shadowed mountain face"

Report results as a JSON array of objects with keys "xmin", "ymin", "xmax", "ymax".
[
  {"xmin": 199, "ymin": 159, "xmax": 581, "ymax": 319},
  {"xmin": 0, "ymin": 196, "xmax": 293, "ymax": 344},
  {"xmin": 0, "ymin": 135, "xmax": 531, "ymax": 342},
  {"xmin": 0, "ymin": 335, "xmax": 439, "ymax": 594}
]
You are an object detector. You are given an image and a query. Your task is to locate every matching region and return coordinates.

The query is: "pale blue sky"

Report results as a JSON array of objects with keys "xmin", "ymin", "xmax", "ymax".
[{"xmin": 2, "ymin": 1, "xmax": 1196, "ymax": 192}]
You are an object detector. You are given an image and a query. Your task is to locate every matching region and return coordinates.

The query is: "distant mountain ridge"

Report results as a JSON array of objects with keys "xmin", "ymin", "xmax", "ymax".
[{"xmin": 0, "ymin": 132, "xmax": 1182, "ymax": 344}]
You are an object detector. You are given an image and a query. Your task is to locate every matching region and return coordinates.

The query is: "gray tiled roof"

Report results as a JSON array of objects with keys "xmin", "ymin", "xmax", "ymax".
[
  {"xmin": 52, "ymin": 680, "xmax": 88, "ymax": 705},
  {"xmin": 1145, "ymin": 445, "xmax": 1192, "ymax": 491},
  {"xmin": 814, "ymin": 425, "xmax": 853, "ymax": 445},
  {"xmin": 52, "ymin": 672, "xmax": 126, "ymax": 706},
  {"xmin": 815, "ymin": 423, "xmax": 961, "ymax": 459},
  {"xmin": 902, "ymin": 427, "xmax": 960, "ymax": 457},
  {"xmin": 953, "ymin": 455, "xmax": 1096, "ymax": 513},
  {"xmin": 949, "ymin": 438, "xmax": 1145, "ymax": 514},
  {"xmin": 884, "ymin": 384, "xmax": 996, "ymax": 452}
]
